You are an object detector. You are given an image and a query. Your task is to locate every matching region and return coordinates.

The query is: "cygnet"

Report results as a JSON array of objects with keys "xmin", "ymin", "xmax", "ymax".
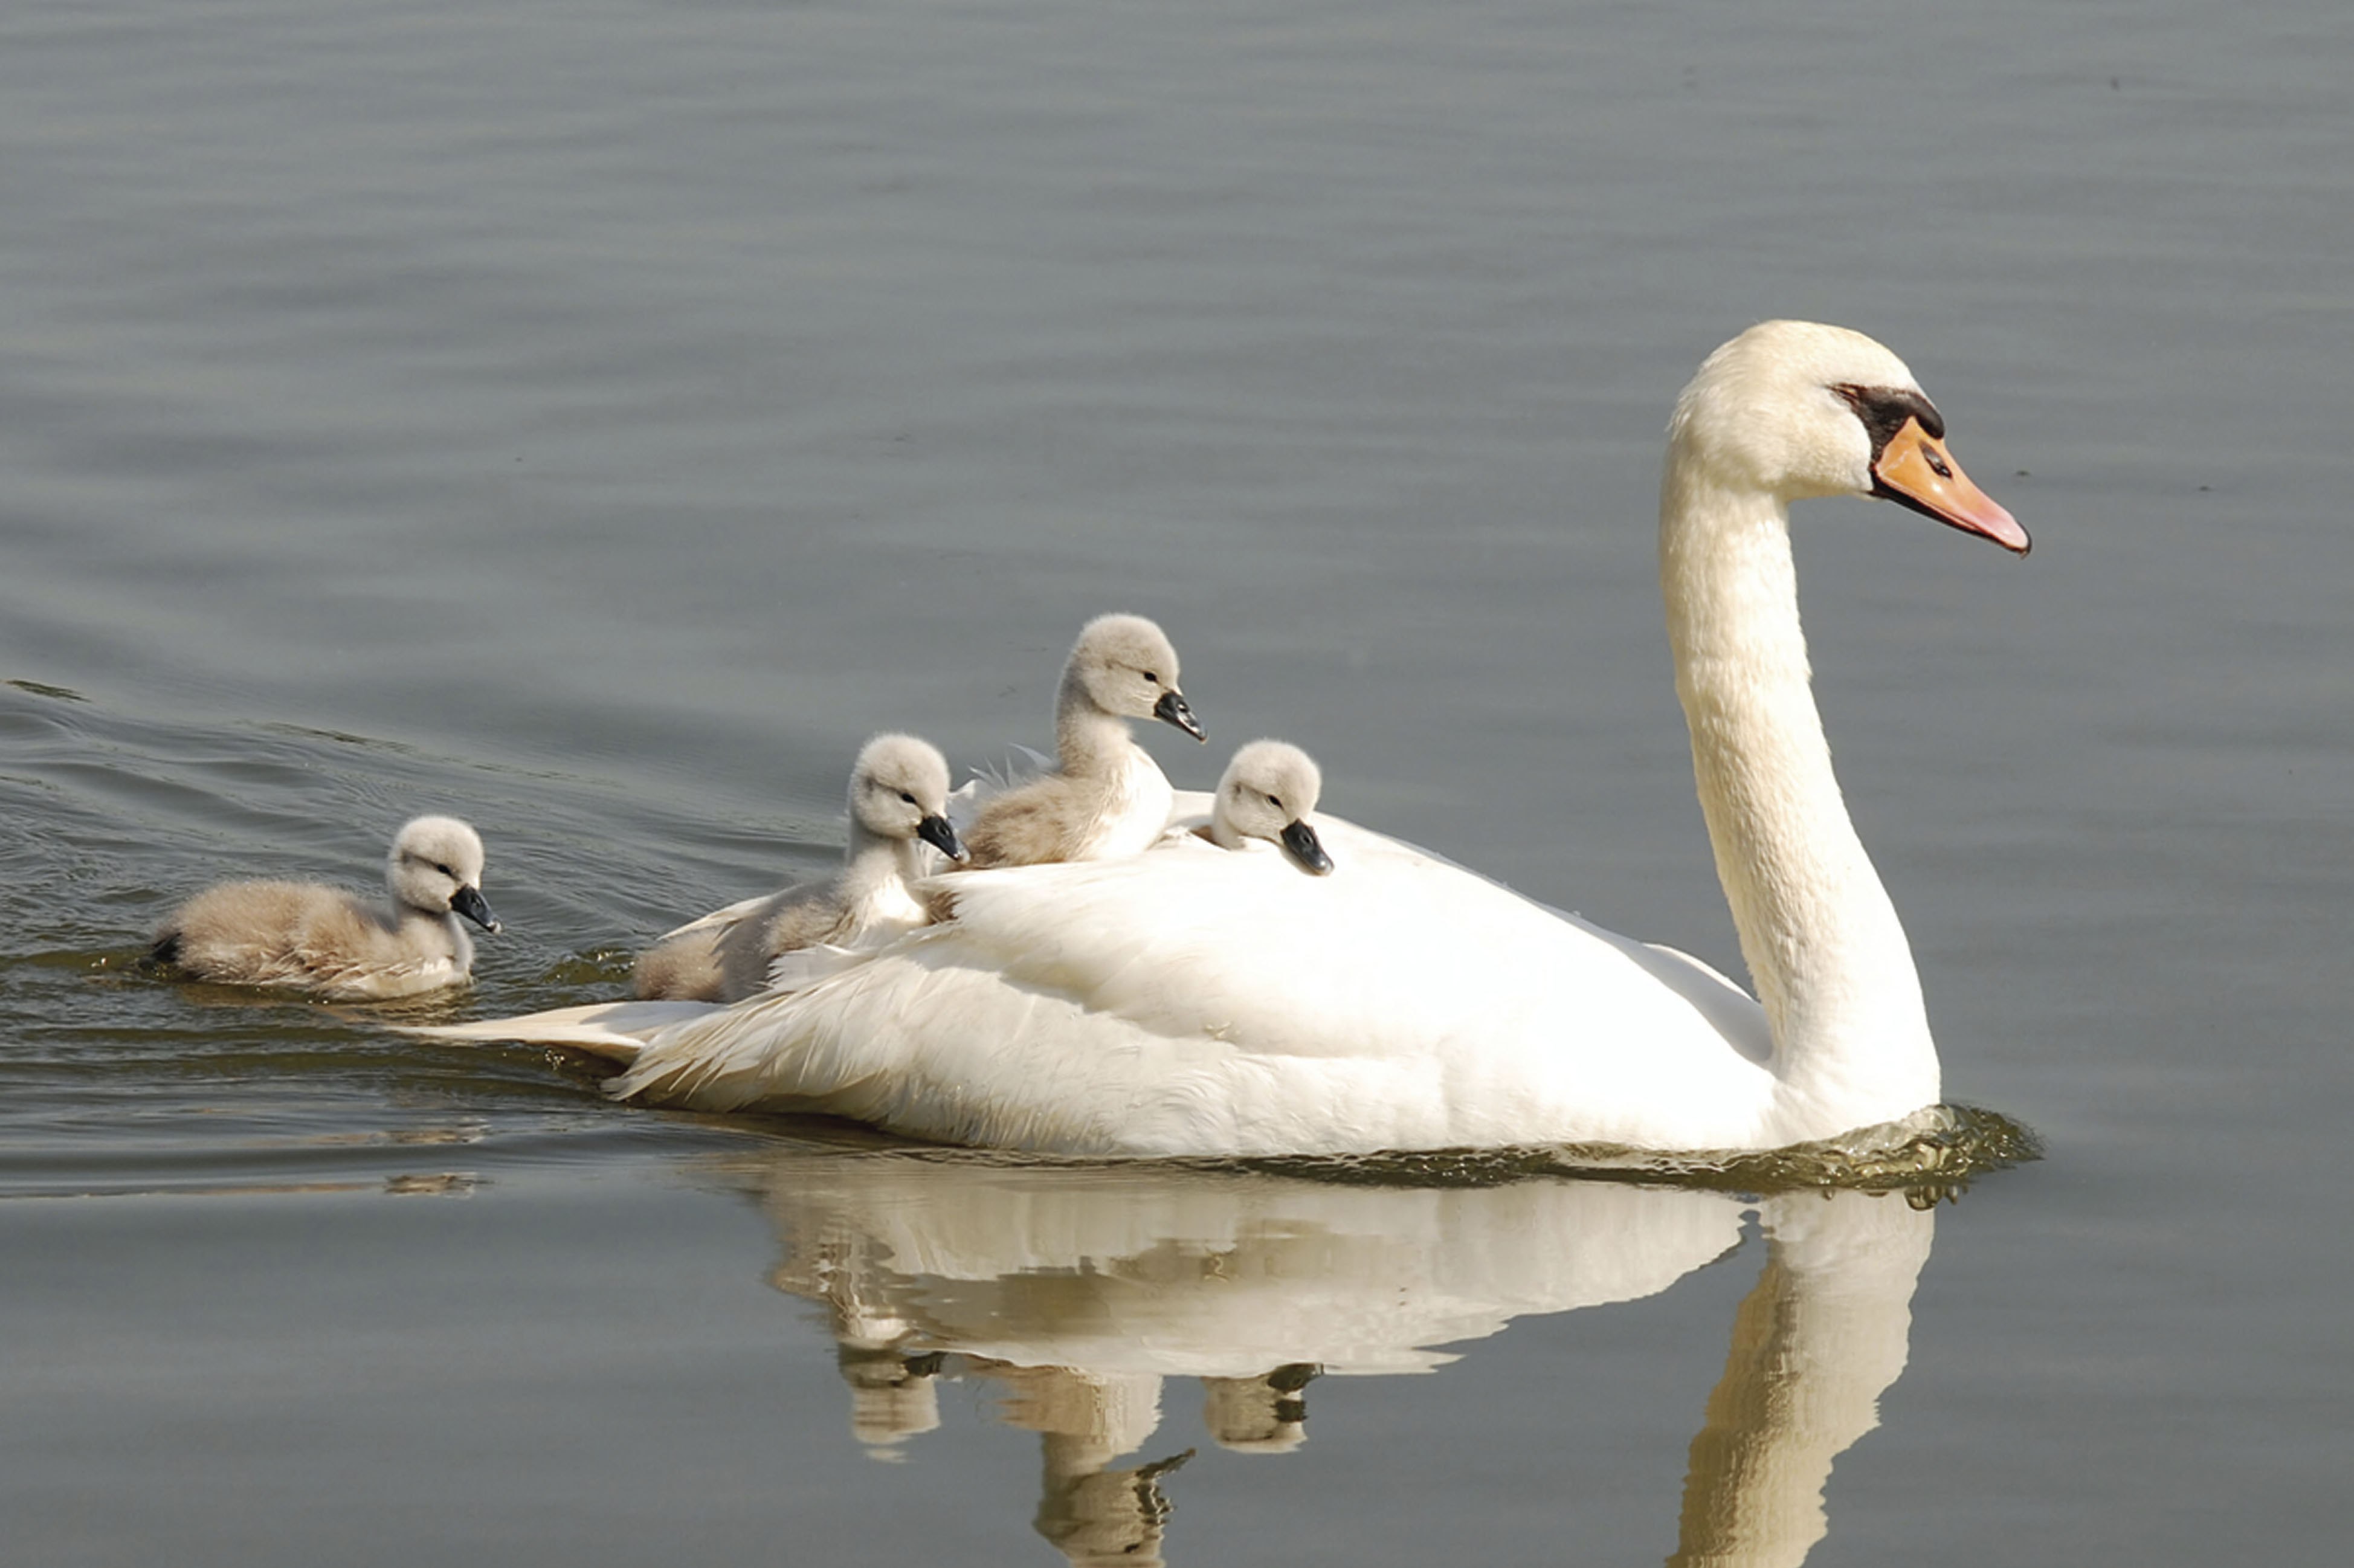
[
  {"xmin": 1205, "ymin": 740, "xmax": 1333, "ymax": 874},
  {"xmin": 150, "ymin": 815, "xmax": 500, "ymax": 1001},
  {"xmin": 961, "ymin": 613, "xmax": 1206, "ymax": 868},
  {"xmin": 634, "ymin": 733, "xmax": 968, "ymax": 1003}
]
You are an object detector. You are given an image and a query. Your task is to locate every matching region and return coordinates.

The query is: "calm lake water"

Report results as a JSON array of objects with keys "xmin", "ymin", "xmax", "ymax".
[{"xmin": 4, "ymin": 0, "xmax": 2348, "ymax": 1562}]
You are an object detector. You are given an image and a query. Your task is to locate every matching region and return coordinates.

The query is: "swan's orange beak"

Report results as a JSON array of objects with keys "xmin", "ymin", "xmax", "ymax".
[{"xmin": 1872, "ymin": 418, "xmax": 2030, "ymax": 555}]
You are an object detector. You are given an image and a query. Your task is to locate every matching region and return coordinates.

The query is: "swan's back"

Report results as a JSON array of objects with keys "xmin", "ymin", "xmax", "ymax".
[{"xmin": 610, "ymin": 815, "xmax": 1776, "ymax": 1155}]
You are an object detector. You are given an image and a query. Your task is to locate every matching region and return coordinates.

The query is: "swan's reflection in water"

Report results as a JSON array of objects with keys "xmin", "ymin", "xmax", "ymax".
[{"xmin": 705, "ymin": 1145, "xmax": 1946, "ymax": 1567}]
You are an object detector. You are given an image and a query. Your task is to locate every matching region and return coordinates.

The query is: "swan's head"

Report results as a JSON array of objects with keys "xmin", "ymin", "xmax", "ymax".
[
  {"xmin": 1669, "ymin": 320, "xmax": 2027, "ymax": 553},
  {"xmin": 1066, "ymin": 612, "xmax": 1207, "ymax": 741},
  {"xmin": 388, "ymin": 815, "xmax": 499, "ymax": 931},
  {"xmin": 1212, "ymin": 740, "xmax": 1333, "ymax": 875},
  {"xmin": 848, "ymin": 732, "xmax": 968, "ymax": 863}
]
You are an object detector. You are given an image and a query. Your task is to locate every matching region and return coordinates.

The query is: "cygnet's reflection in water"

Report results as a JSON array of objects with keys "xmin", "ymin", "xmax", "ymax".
[{"xmin": 706, "ymin": 1143, "xmax": 1957, "ymax": 1567}]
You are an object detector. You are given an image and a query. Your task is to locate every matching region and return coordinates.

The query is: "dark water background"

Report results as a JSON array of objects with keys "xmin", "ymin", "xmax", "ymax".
[{"xmin": 4, "ymin": 0, "xmax": 2348, "ymax": 1562}]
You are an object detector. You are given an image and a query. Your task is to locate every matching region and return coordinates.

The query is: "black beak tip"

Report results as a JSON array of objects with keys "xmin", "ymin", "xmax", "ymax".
[
  {"xmin": 1154, "ymin": 689, "xmax": 1207, "ymax": 743},
  {"xmin": 451, "ymin": 885, "xmax": 501, "ymax": 934},
  {"xmin": 919, "ymin": 815, "xmax": 971, "ymax": 864},
  {"xmin": 1280, "ymin": 821, "xmax": 1335, "ymax": 876}
]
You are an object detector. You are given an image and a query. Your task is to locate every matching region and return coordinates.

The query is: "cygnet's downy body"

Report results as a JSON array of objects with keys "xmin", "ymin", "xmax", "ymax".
[
  {"xmin": 150, "ymin": 815, "xmax": 500, "ymax": 1001},
  {"xmin": 635, "ymin": 734, "xmax": 968, "ymax": 1004},
  {"xmin": 960, "ymin": 613, "xmax": 1206, "ymax": 869},
  {"xmin": 1206, "ymin": 740, "xmax": 1333, "ymax": 875}
]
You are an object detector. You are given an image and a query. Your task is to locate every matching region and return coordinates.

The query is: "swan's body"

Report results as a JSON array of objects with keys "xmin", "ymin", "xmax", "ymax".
[
  {"xmin": 1199, "ymin": 740, "xmax": 1332, "ymax": 875},
  {"xmin": 959, "ymin": 613, "xmax": 1206, "ymax": 869},
  {"xmin": 418, "ymin": 322, "xmax": 2026, "ymax": 1157},
  {"xmin": 634, "ymin": 734, "xmax": 967, "ymax": 1004},
  {"xmin": 153, "ymin": 815, "xmax": 500, "ymax": 1001}
]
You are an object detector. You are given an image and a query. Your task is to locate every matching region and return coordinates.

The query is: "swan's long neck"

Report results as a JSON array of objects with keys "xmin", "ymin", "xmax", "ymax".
[{"xmin": 1659, "ymin": 461, "xmax": 1938, "ymax": 1122}]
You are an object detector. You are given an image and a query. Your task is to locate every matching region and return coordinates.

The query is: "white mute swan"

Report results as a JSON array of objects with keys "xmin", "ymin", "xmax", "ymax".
[
  {"xmin": 634, "ymin": 734, "xmax": 969, "ymax": 1004},
  {"xmin": 959, "ymin": 613, "xmax": 1207, "ymax": 869},
  {"xmin": 153, "ymin": 815, "xmax": 500, "ymax": 1001},
  {"xmin": 417, "ymin": 321, "xmax": 2027, "ymax": 1156},
  {"xmin": 1195, "ymin": 740, "xmax": 1332, "ymax": 875}
]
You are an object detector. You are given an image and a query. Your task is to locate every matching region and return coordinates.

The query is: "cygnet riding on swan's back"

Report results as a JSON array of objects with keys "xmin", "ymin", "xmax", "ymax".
[
  {"xmin": 634, "ymin": 734, "xmax": 968, "ymax": 1004},
  {"xmin": 413, "ymin": 321, "xmax": 2028, "ymax": 1158},
  {"xmin": 928, "ymin": 737, "xmax": 1333, "ymax": 924},
  {"xmin": 153, "ymin": 815, "xmax": 500, "ymax": 1001},
  {"xmin": 1199, "ymin": 740, "xmax": 1332, "ymax": 876},
  {"xmin": 958, "ymin": 613, "xmax": 1207, "ymax": 869}
]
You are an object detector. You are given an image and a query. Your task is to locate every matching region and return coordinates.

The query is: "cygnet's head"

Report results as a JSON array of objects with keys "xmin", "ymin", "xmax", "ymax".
[
  {"xmin": 1201, "ymin": 1366, "xmax": 1317, "ymax": 1455},
  {"xmin": 1213, "ymin": 740, "xmax": 1332, "ymax": 875},
  {"xmin": 387, "ymin": 815, "xmax": 500, "ymax": 931},
  {"xmin": 1669, "ymin": 320, "xmax": 2027, "ymax": 553},
  {"xmin": 848, "ymin": 733, "xmax": 969, "ymax": 863},
  {"xmin": 1066, "ymin": 613, "xmax": 1206, "ymax": 742}
]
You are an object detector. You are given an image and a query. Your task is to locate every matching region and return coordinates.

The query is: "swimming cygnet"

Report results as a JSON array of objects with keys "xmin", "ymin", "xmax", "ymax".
[
  {"xmin": 960, "ymin": 613, "xmax": 1207, "ymax": 869},
  {"xmin": 634, "ymin": 733, "xmax": 969, "ymax": 1004},
  {"xmin": 150, "ymin": 815, "xmax": 500, "ymax": 1001},
  {"xmin": 1204, "ymin": 740, "xmax": 1333, "ymax": 875}
]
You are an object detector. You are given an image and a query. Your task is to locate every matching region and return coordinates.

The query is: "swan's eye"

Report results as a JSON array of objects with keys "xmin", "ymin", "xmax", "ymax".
[
  {"xmin": 899, "ymin": 791, "xmax": 918, "ymax": 806},
  {"xmin": 1265, "ymin": 793, "xmax": 1283, "ymax": 808},
  {"xmin": 435, "ymin": 863, "xmax": 456, "ymax": 879},
  {"xmin": 1140, "ymin": 670, "xmax": 1160, "ymax": 685}
]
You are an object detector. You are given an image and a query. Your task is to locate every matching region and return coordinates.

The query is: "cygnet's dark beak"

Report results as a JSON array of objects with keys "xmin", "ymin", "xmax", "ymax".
[
  {"xmin": 917, "ymin": 814, "xmax": 970, "ymax": 864},
  {"xmin": 450, "ymin": 885, "xmax": 501, "ymax": 933},
  {"xmin": 1153, "ymin": 688, "xmax": 1207, "ymax": 743},
  {"xmin": 1279, "ymin": 819, "xmax": 1334, "ymax": 876}
]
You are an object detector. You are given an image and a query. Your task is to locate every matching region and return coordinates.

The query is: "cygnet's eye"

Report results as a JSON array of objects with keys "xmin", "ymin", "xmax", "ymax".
[
  {"xmin": 899, "ymin": 790, "xmax": 918, "ymax": 806},
  {"xmin": 435, "ymin": 862, "xmax": 456, "ymax": 879},
  {"xmin": 1140, "ymin": 670, "xmax": 1160, "ymax": 685},
  {"xmin": 1265, "ymin": 793, "xmax": 1283, "ymax": 808}
]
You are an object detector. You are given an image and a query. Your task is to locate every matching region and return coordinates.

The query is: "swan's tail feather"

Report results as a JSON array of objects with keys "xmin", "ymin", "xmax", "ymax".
[
  {"xmin": 399, "ymin": 1000, "xmax": 722, "ymax": 1064},
  {"xmin": 600, "ymin": 980, "xmax": 873, "ymax": 1111},
  {"xmin": 602, "ymin": 996, "xmax": 796, "ymax": 1105}
]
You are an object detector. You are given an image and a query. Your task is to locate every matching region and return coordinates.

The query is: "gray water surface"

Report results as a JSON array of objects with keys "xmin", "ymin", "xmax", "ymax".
[{"xmin": 4, "ymin": 0, "xmax": 2349, "ymax": 1563}]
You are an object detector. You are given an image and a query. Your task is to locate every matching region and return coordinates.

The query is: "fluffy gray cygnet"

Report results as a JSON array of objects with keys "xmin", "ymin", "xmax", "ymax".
[
  {"xmin": 1207, "ymin": 740, "xmax": 1332, "ymax": 875},
  {"xmin": 634, "ymin": 733, "xmax": 967, "ymax": 1004},
  {"xmin": 150, "ymin": 815, "xmax": 500, "ymax": 1001},
  {"xmin": 959, "ymin": 612, "xmax": 1205, "ymax": 869}
]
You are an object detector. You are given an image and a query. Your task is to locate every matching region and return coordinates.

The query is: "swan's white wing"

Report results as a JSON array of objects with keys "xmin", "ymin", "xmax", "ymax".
[
  {"xmin": 760, "ymin": 941, "xmax": 869, "ymax": 993},
  {"xmin": 604, "ymin": 813, "xmax": 1777, "ymax": 1156},
  {"xmin": 650, "ymin": 891, "xmax": 772, "ymax": 945}
]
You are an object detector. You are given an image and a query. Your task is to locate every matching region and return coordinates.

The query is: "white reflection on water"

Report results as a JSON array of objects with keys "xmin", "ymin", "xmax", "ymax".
[{"xmin": 705, "ymin": 1150, "xmax": 1934, "ymax": 1567}]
